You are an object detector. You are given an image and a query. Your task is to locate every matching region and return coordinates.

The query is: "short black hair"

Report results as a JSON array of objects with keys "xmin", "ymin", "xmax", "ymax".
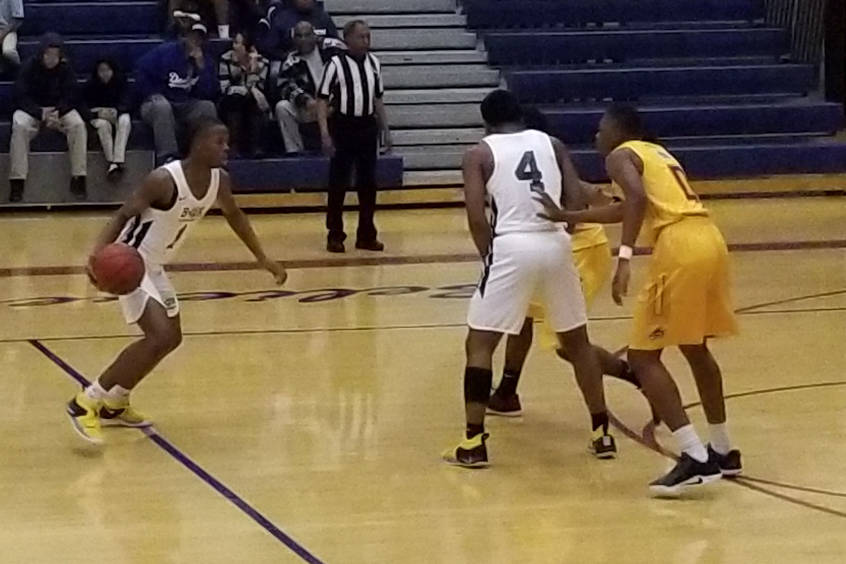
[
  {"xmin": 605, "ymin": 104, "xmax": 645, "ymax": 138},
  {"xmin": 480, "ymin": 89, "xmax": 523, "ymax": 127},
  {"xmin": 189, "ymin": 116, "xmax": 226, "ymax": 148},
  {"xmin": 521, "ymin": 105, "xmax": 549, "ymax": 134},
  {"xmin": 343, "ymin": 19, "xmax": 368, "ymax": 38}
]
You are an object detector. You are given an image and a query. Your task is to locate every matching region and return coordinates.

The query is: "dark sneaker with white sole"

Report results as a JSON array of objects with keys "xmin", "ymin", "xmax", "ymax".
[
  {"xmin": 708, "ymin": 444, "xmax": 743, "ymax": 477},
  {"xmin": 589, "ymin": 429, "xmax": 617, "ymax": 459},
  {"xmin": 649, "ymin": 453, "xmax": 722, "ymax": 497},
  {"xmin": 486, "ymin": 392, "xmax": 522, "ymax": 417}
]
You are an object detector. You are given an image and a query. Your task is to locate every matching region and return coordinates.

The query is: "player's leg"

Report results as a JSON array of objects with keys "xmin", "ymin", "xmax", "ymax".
[
  {"xmin": 556, "ymin": 325, "xmax": 616, "ymax": 458},
  {"xmin": 627, "ymin": 348, "xmax": 721, "ymax": 495},
  {"xmin": 489, "ymin": 317, "xmax": 532, "ymax": 416},
  {"xmin": 679, "ymin": 342, "xmax": 741, "ymax": 476},
  {"xmin": 444, "ymin": 235, "xmax": 534, "ymax": 467},
  {"xmin": 442, "ymin": 329, "xmax": 502, "ymax": 468},
  {"xmin": 65, "ymin": 300, "xmax": 180, "ymax": 442}
]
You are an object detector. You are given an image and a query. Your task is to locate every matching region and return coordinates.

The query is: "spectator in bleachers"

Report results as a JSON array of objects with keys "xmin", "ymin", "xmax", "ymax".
[
  {"xmin": 169, "ymin": 0, "xmax": 230, "ymax": 38},
  {"xmin": 0, "ymin": 0, "xmax": 23, "ymax": 71},
  {"xmin": 259, "ymin": 0, "xmax": 338, "ymax": 60},
  {"xmin": 9, "ymin": 33, "xmax": 87, "ymax": 202},
  {"xmin": 230, "ymin": 0, "xmax": 268, "ymax": 39},
  {"xmin": 136, "ymin": 22, "xmax": 219, "ymax": 165},
  {"xmin": 218, "ymin": 32, "xmax": 269, "ymax": 157},
  {"xmin": 275, "ymin": 21, "xmax": 345, "ymax": 154},
  {"xmin": 84, "ymin": 59, "xmax": 133, "ymax": 182}
]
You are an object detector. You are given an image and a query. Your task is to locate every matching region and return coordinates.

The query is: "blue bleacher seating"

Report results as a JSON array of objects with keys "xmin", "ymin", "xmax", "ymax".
[{"xmin": 463, "ymin": 0, "xmax": 765, "ymax": 29}]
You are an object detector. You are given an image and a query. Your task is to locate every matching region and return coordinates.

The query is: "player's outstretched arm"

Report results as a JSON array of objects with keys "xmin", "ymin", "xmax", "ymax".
[
  {"xmin": 216, "ymin": 171, "xmax": 287, "ymax": 285},
  {"xmin": 462, "ymin": 144, "xmax": 492, "ymax": 257},
  {"xmin": 605, "ymin": 148, "xmax": 647, "ymax": 305}
]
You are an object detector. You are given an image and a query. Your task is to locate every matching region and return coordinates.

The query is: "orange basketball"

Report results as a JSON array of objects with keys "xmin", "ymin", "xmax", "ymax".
[{"xmin": 91, "ymin": 243, "xmax": 145, "ymax": 295}]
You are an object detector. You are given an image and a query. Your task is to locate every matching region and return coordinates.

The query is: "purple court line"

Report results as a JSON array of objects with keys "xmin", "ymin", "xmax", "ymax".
[
  {"xmin": 2, "ymin": 238, "xmax": 846, "ymax": 279},
  {"xmin": 28, "ymin": 339, "xmax": 325, "ymax": 564}
]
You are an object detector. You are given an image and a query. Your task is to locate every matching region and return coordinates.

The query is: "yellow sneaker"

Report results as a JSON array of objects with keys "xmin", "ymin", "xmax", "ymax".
[
  {"xmin": 66, "ymin": 392, "xmax": 103, "ymax": 444},
  {"xmin": 100, "ymin": 399, "xmax": 153, "ymax": 428},
  {"xmin": 441, "ymin": 432, "xmax": 490, "ymax": 468}
]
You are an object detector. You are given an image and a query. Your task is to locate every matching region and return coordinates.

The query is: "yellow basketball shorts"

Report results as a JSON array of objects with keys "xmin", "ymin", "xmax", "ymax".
[
  {"xmin": 529, "ymin": 241, "xmax": 613, "ymax": 348},
  {"xmin": 629, "ymin": 217, "xmax": 738, "ymax": 351}
]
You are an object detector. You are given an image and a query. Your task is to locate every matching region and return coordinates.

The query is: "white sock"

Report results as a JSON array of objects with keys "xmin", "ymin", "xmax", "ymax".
[
  {"xmin": 218, "ymin": 24, "xmax": 230, "ymax": 39},
  {"xmin": 84, "ymin": 381, "xmax": 108, "ymax": 401},
  {"xmin": 709, "ymin": 423, "xmax": 732, "ymax": 455},
  {"xmin": 672, "ymin": 424, "xmax": 708, "ymax": 463}
]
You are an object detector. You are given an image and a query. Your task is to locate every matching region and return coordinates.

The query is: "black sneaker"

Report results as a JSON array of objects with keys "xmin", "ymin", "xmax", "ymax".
[
  {"xmin": 326, "ymin": 240, "xmax": 345, "ymax": 253},
  {"xmin": 107, "ymin": 163, "xmax": 125, "ymax": 182},
  {"xmin": 708, "ymin": 444, "xmax": 743, "ymax": 477},
  {"xmin": 9, "ymin": 179, "xmax": 24, "ymax": 203},
  {"xmin": 355, "ymin": 239, "xmax": 384, "ymax": 252},
  {"xmin": 589, "ymin": 430, "xmax": 617, "ymax": 459},
  {"xmin": 649, "ymin": 453, "xmax": 722, "ymax": 497},
  {"xmin": 442, "ymin": 432, "xmax": 490, "ymax": 468},
  {"xmin": 486, "ymin": 392, "xmax": 522, "ymax": 417},
  {"xmin": 70, "ymin": 176, "xmax": 87, "ymax": 200}
]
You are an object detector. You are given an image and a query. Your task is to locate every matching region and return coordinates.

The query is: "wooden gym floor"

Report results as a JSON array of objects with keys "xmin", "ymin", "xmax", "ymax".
[{"xmin": 0, "ymin": 194, "xmax": 844, "ymax": 563}]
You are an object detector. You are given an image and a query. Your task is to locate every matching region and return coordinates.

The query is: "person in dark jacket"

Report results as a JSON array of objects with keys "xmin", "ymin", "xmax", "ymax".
[
  {"xmin": 258, "ymin": 0, "xmax": 337, "ymax": 60},
  {"xmin": 136, "ymin": 22, "xmax": 219, "ymax": 164},
  {"xmin": 275, "ymin": 21, "xmax": 344, "ymax": 153},
  {"xmin": 9, "ymin": 33, "xmax": 87, "ymax": 202},
  {"xmin": 84, "ymin": 59, "xmax": 133, "ymax": 181}
]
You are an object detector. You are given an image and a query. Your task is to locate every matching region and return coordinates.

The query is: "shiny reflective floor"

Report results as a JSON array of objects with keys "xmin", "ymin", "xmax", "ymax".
[{"xmin": 1, "ymin": 198, "xmax": 845, "ymax": 563}]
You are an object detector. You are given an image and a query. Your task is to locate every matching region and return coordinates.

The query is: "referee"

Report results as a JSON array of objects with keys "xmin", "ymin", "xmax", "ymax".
[{"xmin": 317, "ymin": 19, "xmax": 392, "ymax": 253}]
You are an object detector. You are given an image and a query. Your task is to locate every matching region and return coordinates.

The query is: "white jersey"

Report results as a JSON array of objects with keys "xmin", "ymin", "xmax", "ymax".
[
  {"xmin": 483, "ymin": 129, "xmax": 563, "ymax": 235},
  {"xmin": 118, "ymin": 160, "xmax": 220, "ymax": 265}
]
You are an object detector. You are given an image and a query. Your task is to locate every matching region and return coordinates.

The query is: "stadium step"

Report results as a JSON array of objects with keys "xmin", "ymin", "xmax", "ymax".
[
  {"xmin": 377, "ymin": 50, "xmax": 488, "ymax": 65},
  {"xmin": 463, "ymin": 0, "xmax": 764, "ymax": 29},
  {"xmin": 484, "ymin": 28, "xmax": 789, "ymax": 65},
  {"xmin": 543, "ymin": 102, "xmax": 845, "ymax": 145},
  {"xmin": 393, "ymin": 128, "xmax": 486, "ymax": 146},
  {"xmin": 334, "ymin": 14, "xmax": 467, "ymax": 28},
  {"xmin": 371, "ymin": 29, "xmax": 478, "ymax": 50},
  {"xmin": 385, "ymin": 89, "xmax": 492, "ymax": 105},
  {"xmin": 506, "ymin": 64, "xmax": 817, "ymax": 103},
  {"xmin": 387, "ymin": 104, "xmax": 483, "ymax": 127},
  {"xmin": 328, "ymin": 0, "xmax": 458, "ymax": 15},
  {"xmin": 383, "ymin": 64, "xmax": 498, "ymax": 89}
]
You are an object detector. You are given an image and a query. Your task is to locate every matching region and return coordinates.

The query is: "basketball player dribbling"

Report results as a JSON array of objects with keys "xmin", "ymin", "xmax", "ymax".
[
  {"xmin": 442, "ymin": 90, "xmax": 614, "ymax": 468},
  {"xmin": 66, "ymin": 117, "xmax": 287, "ymax": 444},
  {"xmin": 536, "ymin": 105, "xmax": 742, "ymax": 496}
]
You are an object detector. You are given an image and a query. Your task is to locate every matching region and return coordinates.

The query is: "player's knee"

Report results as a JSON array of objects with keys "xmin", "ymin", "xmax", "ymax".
[
  {"xmin": 627, "ymin": 349, "xmax": 657, "ymax": 373},
  {"xmin": 557, "ymin": 325, "xmax": 589, "ymax": 356},
  {"xmin": 555, "ymin": 346, "xmax": 572, "ymax": 363},
  {"xmin": 149, "ymin": 328, "xmax": 182, "ymax": 356}
]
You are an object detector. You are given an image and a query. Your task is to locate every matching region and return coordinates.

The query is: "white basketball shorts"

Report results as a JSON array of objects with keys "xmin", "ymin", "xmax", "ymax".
[
  {"xmin": 118, "ymin": 261, "xmax": 180, "ymax": 324},
  {"xmin": 467, "ymin": 231, "xmax": 587, "ymax": 335}
]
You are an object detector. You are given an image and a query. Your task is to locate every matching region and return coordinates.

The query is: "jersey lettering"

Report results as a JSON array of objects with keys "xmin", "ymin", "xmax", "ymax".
[{"xmin": 514, "ymin": 151, "xmax": 546, "ymax": 194}]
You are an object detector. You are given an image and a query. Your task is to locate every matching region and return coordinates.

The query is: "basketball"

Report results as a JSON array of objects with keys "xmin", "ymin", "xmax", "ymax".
[{"xmin": 91, "ymin": 243, "xmax": 145, "ymax": 295}]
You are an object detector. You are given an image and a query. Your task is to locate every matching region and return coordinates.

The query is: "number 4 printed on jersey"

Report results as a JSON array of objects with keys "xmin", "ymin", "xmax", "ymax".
[{"xmin": 515, "ymin": 151, "xmax": 546, "ymax": 194}]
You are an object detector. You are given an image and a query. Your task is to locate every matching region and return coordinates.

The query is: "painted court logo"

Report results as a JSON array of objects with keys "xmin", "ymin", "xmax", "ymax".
[{"xmin": 1, "ymin": 284, "xmax": 480, "ymax": 310}]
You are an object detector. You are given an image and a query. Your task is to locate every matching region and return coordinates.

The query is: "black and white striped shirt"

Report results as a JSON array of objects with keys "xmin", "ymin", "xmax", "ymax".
[{"xmin": 317, "ymin": 52, "xmax": 384, "ymax": 117}]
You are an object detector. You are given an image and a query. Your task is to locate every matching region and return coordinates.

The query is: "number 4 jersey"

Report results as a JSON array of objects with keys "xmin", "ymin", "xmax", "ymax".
[
  {"xmin": 118, "ymin": 160, "xmax": 220, "ymax": 266},
  {"xmin": 610, "ymin": 140, "xmax": 709, "ymax": 245},
  {"xmin": 482, "ymin": 129, "xmax": 563, "ymax": 235}
]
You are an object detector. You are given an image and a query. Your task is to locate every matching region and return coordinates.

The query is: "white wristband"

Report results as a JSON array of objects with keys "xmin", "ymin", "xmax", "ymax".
[{"xmin": 618, "ymin": 245, "xmax": 633, "ymax": 260}]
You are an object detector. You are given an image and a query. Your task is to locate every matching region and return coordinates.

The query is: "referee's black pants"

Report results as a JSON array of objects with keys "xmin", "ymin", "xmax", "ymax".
[{"xmin": 326, "ymin": 114, "xmax": 379, "ymax": 244}]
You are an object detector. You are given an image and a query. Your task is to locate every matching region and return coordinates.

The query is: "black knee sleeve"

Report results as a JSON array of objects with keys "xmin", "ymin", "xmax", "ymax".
[{"xmin": 464, "ymin": 366, "xmax": 493, "ymax": 404}]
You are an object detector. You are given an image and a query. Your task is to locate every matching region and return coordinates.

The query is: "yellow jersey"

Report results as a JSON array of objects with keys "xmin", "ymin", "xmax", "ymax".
[
  {"xmin": 611, "ymin": 141, "xmax": 708, "ymax": 245},
  {"xmin": 571, "ymin": 222, "xmax": 608, "ymax": 251}
]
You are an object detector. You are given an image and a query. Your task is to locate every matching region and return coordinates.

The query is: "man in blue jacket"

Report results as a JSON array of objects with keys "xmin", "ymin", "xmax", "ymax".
[
  {"xmin": 259, "ymin": 0, "xmax": 337, "ymax": 60},
  {"xmin": 136, "ymin": 22, "xmax": 220, "ymax": 164}
]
